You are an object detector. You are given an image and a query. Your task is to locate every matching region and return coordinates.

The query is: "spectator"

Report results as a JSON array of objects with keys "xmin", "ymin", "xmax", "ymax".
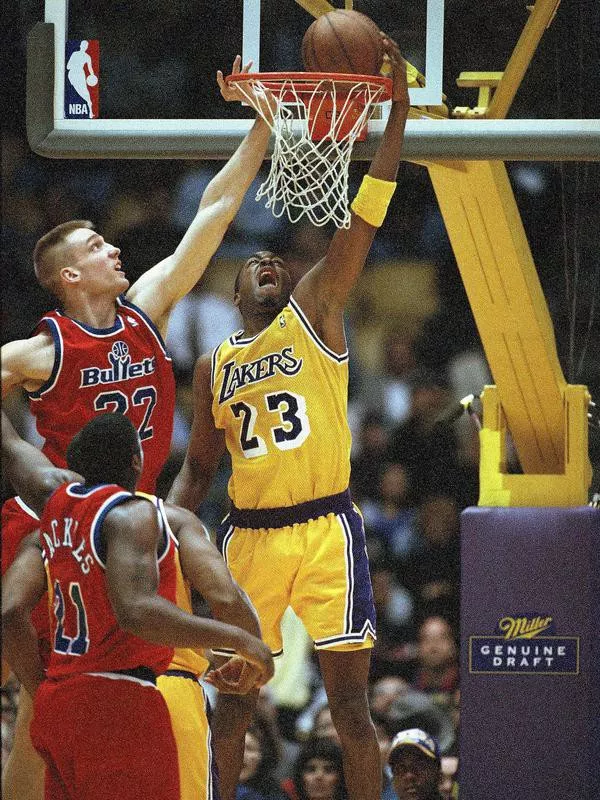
[
  {"xmin": 413, "ymin": 617, "xmax": 459, "ymax": 724},
  {"xmin": 237, "ymin": 715, "xmax": 288, "ymax": 800},
  {"xmin": 285, "ymin": 737, "xmax": 348, "ymax": 800},
  {"xmin": 439, "ymin": 755, "xmax": 459, "ymax": 799},
  {"xmin": 388, "ymin": 729, "xmax": 443, "ymax": 800},
  {"xmin": 362, "ymin": 462, "xmax": 420, "ymax": 563},
  {"xmin": 386, "ymin": 689, "xmax": 455, "ymax": 757},
  {"xmin": 368, "ymin": 548, "xmax": 416, "ymax": 680},
  {"xmin": 403, "ymin": 497, "xmax": 461, "ymax": 623},
  {"xmin": 166, "ymin": 287, "xmax": 241, "ymax": 383},
  {"xmin": 369, "ymin": 677, "xmax": 411, "ymax": 718},
  {"xmin": 311, "ymin": 704, "xmax": 340, "ymax": 744},
  {"xmin": 350, "ymin": 411, "xmax": 390, "ymax": 504},
  {"xmin": 387, "ymin": 369, "xmax": 462, "ymax": 501}
]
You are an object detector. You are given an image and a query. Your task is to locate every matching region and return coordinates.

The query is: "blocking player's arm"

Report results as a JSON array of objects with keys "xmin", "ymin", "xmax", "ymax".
[
  {"xmin": 1, "ymin": 411, "xmax": 81, "ymax": 517},
  {"xmin": 167, "ymin": 353, "xmax": 226, "ymax": 510},
  {"xmin": 168, "ymin": 506, "xmax": 261, "ymax": 638},
  {"xmin": 126, "ymin": 57, "xmax": 273, "ymax": 336},
  {"xmin": 169, "ymin": 506, "xmax": 265, "ymax": 694},
  {"xmin": 104, "ymin": 500, "xmax": 274, "ymax": 683},
  {"xmin": 2, "ymin": 534, "xmax": 47, "ymax": 696},
  {"xmin": 292, "ymin": 36, "xmax": 409, "ymax": 352},
  {"xmin": 0, "ymin": 334, "xmax": 55, "ymax": 397}
]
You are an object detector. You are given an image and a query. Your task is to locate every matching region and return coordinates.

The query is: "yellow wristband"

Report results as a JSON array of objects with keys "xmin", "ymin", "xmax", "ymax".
[{"xmin": 350, "ymin": 174, "xmax": 397, "ymax": 227}]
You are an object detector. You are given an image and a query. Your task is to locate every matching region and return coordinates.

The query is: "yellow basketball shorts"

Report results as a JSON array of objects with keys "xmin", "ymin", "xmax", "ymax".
[
  {"xmin": 215, "ymin": 490, "xmax": 376, "ymax": 656},
  {"xmin": 157, "ymin": 670, "xmax": 217, "ymax": 800}
]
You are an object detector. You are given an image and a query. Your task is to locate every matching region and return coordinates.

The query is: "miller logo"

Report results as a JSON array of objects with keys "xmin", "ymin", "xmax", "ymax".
[
  {"xmin": 218, "ymin": 346, "xmax": 302, "ymax": 403},
  {"xmin": 469, "ymin": 613, "xmax": 579, "ymax": 675},
  {"xmin": 80, "ymin": 342, "xmax": 156, "ymax": 387},
  {"xmin": 498, "ymin": 615, "xmax": 554, "ymax": 640}
]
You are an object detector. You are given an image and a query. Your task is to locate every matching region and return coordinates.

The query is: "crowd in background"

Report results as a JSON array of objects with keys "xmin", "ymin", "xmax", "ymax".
[{"xmin": 2, "ymin": 1, "xmax": 599, "ymax": 796}]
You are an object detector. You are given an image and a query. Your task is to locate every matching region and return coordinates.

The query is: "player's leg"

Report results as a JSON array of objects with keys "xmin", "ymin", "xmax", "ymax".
[
  {"xmin": 1, "ymin": 688, "xmax": 45, "ymax": 800},
  {"xmin": 157, "ymin": 672, "xmax": 216, "ymax": 800},
  {"xmin": 292, "ymin": 506, "xmax": 380, "ymax": 799},
  {"xmin": 319, "ymin": 648, "xmax": 381, "ymax": 800},
  {"xmin": 211, "ymin": 689, "xmax": 259, "ymax": 800},
  {"xmin": 213, "ymin": 520, "xmax": 295, "ymax": 800}
]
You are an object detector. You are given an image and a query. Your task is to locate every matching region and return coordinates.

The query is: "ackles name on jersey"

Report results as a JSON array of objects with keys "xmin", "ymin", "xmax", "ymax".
[
  {"xmin": 79, "ymin": 341, "xmax": 157, "ymax": 388},
  {"xmin": 218, "ymin": 346, "xmax": 303, "ymax": 403}
]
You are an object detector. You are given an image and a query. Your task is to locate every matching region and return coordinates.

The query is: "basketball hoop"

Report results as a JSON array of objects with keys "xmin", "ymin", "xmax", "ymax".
[{"xmin": 226, "ymin": 72, "xmax": 392, "ymax": 228}]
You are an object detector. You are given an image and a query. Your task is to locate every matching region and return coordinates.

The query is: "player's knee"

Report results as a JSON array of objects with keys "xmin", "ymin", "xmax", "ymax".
[{"xmin": 327, "ymin": 692, "xmax": 373, "ymax": 737}]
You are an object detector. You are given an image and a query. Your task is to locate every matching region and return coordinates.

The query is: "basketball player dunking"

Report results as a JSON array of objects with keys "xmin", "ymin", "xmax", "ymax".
[
  {"xmin": 1, "ymin": 57, "xmax": 274, "ymax": 800},
  {"xmin": 169, "ymin": 35, "xmax": 410, "ymax": 800}
]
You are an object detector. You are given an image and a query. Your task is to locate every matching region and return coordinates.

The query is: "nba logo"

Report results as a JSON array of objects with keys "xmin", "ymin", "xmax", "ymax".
[{"xmin": 65, "ymin": 40, "xmax": 99, "ymax": 119}]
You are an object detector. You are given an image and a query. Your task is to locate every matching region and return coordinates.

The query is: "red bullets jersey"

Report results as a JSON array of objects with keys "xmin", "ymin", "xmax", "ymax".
[
  {"xmin": 1, "ymin": 496, "xmax": 51, "ymax": 667},
  {"xmin": 40, "ymin": 483, "xmax": 178, "ymax": 679},
  {"xmin": 27, "ymin": 297, "xmax": 175, "ymax": 493}
]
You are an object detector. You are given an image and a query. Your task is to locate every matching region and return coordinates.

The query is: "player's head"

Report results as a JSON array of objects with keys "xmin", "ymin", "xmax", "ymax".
[
  {"xmin": 388, "ymin": 729, "xmax": 441, "ymax": 800},
  {"xmin": 66, "ymin": 413, "xmax": 142, "ymax": 491},
  {"xmin": 234, "ymin": 251, "xmax": 292, "ymax": 320},
  {"xmin": 33, "ymin": 220, "xmax": 127, "ymax": 304}
]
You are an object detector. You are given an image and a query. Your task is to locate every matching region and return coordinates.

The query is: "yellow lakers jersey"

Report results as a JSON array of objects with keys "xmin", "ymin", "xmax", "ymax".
[
  {"xmin": 136, "ymin": 493, "xmax": 209, "ymax": 677},
  {"xmin": 211, "ymin": 297, "xmax": 352, "ymax": 509}
]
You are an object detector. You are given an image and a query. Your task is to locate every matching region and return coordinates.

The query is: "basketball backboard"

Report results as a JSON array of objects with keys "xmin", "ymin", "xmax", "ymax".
[{"xmin": 28, "ymin": 0, "xmax": 600, "ymax": 160}]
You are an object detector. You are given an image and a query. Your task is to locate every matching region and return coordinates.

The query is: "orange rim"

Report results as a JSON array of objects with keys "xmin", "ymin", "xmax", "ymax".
[{"xmin": 226, "ymin": 71, "xmax": 392, "ymax": 101}]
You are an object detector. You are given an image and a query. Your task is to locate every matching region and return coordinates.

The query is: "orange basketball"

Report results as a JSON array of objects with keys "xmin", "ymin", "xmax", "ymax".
[{"xmin": 301, "ymin": 9, "xmax": 384, "ymax": 76}]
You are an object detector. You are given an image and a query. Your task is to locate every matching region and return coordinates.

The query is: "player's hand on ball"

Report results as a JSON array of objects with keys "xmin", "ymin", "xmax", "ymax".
[{"xmin": 380, "ymin": 33, "xmax": 409, "ymax": 107}]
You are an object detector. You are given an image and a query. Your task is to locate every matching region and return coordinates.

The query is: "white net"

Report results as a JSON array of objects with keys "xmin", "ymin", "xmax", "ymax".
[{"xmin": 230, "ymin": 75, "xmax": 389, "ymax": 228}]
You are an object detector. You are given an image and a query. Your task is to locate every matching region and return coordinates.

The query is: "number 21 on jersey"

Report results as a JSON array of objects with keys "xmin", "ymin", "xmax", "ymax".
[{"xmin": 231, "ymin": 391, "xmax": 310, "ymax": 458}]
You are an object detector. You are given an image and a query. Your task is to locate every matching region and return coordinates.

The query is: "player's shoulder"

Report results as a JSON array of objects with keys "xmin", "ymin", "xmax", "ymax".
[
  {"xmin": 103, "ymin": 493, "xmax": 154, "ymax": 525},
  {"xmin": 163, "ymin": 503, "xmax": 210, "ymax": 538},
  {"xmin": 163, "ymin": 501, "xmax": 198, "ymax": 528},
  {"xmin": 2, "ymin": 330, "xmax": 54, "ymax": 357}
]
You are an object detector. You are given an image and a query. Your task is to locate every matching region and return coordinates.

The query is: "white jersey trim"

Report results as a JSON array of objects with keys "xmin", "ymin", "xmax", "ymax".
[
  {"xmin": 86, "ymin": 671, "xmax": 157, "ymax": 688},
  {"xmin": 289, "ymin": 297, "xmax": 349, "ymax": 364},
  {"xmin": 13, "ymin": 496, "xmax": 40, "ymax": 520}
]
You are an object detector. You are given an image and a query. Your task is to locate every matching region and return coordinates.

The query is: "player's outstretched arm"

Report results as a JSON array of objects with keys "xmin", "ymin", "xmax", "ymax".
[
  {"xmin": 1, "ymin": 411, "xmax": 81, "ymax": 517},
  {"xmin": 126, "ymin": 56, "xmax": 272, "ymax": 335},
  {"xmin": 167, "ymin": 353, "xmax": 226, "ymax": 510},
  {"xmin": 104, "ymin": 500, "xmax": 274, "ymax": 683},
  {"xmin": 292, "ymin": 35, "xmax": 409, "ymax": 352},
  {"xmin": 2, "ymin": 535, "xmax": 47, "ymax": 696}
]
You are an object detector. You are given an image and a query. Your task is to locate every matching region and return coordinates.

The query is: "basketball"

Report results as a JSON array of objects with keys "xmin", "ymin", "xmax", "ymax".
[
  {"xmin": 86, "ymin": 74, "xmax": 98, "ymax": 87},
  {"xmin": 301, "ymin": 9, "xmax": 384, "ymax": 76}
]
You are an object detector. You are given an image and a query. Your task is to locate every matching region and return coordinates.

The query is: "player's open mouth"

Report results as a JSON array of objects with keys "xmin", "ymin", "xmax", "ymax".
[{"xmin": 258, "ymin": 267, "xmax": 278, "ymax": 287}]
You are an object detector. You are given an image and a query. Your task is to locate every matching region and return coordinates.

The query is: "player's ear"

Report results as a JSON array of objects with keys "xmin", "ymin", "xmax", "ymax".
[{"xmin": 59, "ymin": 266, "xmax": 81, "ymax": 285}]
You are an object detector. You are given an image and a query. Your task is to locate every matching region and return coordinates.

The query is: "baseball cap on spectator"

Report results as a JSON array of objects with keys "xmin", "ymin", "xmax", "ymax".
[{"xmin": 388, "ymin": 728, "xmax": 441, "ymax": 767}]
